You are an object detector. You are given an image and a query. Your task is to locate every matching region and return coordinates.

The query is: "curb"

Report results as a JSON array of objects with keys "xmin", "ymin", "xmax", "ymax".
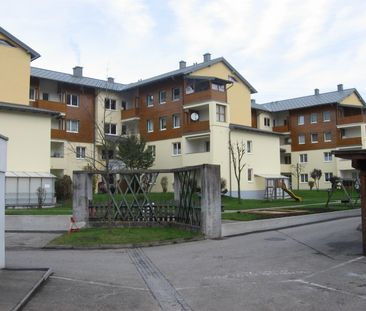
[
  {"xmin": 222, "ymin": 208, "xmax": 361, "ymax": 237},
  {"xmin": 6, "ymin": 268, "xmax": 52, "ymax": 311}
]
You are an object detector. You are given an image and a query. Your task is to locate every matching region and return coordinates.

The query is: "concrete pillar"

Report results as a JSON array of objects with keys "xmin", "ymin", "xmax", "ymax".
[
  {"xmin": 0, "ymin": 135, "xmax": 8, "ymax": 268},
  {"xmin": 173, "ymin": 172, "xmax": 181, "ymax": 202},
  {"xmin": 200, "ymin": 164, "xmax": 221, "ymax": 238},
  {"xmin": 73, "ymin": 172, "xmax": 93, "ymax": 225}
]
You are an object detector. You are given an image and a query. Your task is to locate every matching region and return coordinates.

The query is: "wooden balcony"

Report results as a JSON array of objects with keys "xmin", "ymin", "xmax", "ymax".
[
  {"xmin": 32, "ymin": 100, "xmax": 66, "ymax": 113},
  {"xmin": 51, "ymin": 129, "xmax": 67, "ymax": 140},
  {"xmin": 184, "ymin": 89, "xmax": 227, "ymax": 105},
  {"xmin": 121, "ymin": 107, "xmax": 140, "ymax": 120},
  {"xmin": 273, "ymin": 124, "xmax": 290, "ymax": 133},
  {"xmin": 338, "ymin": 136, "xmax": 362, "ymax": 147},
  {"xmin": 337, "ymin": 114, "xmax": 366, "ymax": 125},
  {"xmin": 183, "ymin": 120, "xmax": 210, "ymax": 134}
]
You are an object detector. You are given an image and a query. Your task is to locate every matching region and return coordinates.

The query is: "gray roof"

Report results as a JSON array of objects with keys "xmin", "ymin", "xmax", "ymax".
[
  {"xmin": 254, "ymin": 89, "xmax": 365, "ymax": 112},
  {"xmin": 123, "ymin": 57, "xmax": 257, "ymax": 93},
  {"xmin": 31, "ymin": 67, "xmax": 126, "ymax": 91},
  {"xmin": 229, "ymin": 123, "xmax": 283, "ymax": 136},
  {"xmin": 0, "ymin": 101, "xmax": 60, "ymax": 117},
  {"xmin": 0, "ymin": 26, "xmax": 40, "ymax": 61}
]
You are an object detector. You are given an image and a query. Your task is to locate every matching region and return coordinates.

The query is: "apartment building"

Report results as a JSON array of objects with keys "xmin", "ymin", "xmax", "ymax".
[{"xmin": 252, "ymin": 85, "xmax": 366, "ymax": 189}]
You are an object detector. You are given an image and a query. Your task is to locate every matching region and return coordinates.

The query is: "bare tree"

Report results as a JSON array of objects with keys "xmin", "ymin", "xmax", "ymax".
[
  {"xmin": 229, "ymin": 139, "xmax": 246, "ymax": 203},
  {"xmin": 310, "ymin": 168, "xmax": 322, "ymax": 191},
  {"xmin": 291, "ymin": 163, "xmax": 305, "ymax": 191}
]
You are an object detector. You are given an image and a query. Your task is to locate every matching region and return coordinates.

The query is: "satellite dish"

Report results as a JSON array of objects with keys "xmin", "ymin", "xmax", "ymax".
[{"xmin": 190, "ymin": 112, "xmax": 199, "ymax": 121}]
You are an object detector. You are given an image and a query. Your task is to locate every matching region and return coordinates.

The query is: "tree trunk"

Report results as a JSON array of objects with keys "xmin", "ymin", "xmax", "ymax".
[{"xmin": 237, "ymin": 178, "xmax": 241, "ymax": 204}]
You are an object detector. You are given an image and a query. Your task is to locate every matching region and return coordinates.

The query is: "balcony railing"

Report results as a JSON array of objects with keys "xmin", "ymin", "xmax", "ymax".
[
  {"xmin": 183, "ymin": 120, "xmax": 210, "ymax": 134},
  {"xmin": 32, "ymin": 100, "xmax": 67, "ymax": 113},
  {"xmin": 338, "ymin": 136, "xmax": 362, "ymax": 146},
  {"xmin": 184, "ymin": 89, "xmax": 226, "ymax": 105},
  {"xmin": 273, "ymin": 124, "xmax": 290, "ymax": 133},
  {"xmin": 51, "ymin": 129, "xmax": 67, "ymax": 140},
  {"xmin": 337, "ymin": 114, "xmax": 366, "ymax": 125},
  {"xmin": 121, "ymin": 107, "xmax": 140, "ymax": 120}
]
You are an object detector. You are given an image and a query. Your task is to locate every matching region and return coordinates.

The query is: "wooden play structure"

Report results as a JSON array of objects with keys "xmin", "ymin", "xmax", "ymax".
[
  {"xmin": 325, "ymin": 177, "xmax": 360, "ymax": 208},
  {"xmin": 263, "ymin": 176, "xmax": 302, "ymax": 201}
]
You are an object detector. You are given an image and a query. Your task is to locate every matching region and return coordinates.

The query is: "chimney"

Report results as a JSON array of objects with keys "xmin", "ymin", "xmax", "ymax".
[
  {"xmin": 107, "ymin": 77, "xmax": 114, "ymax": 83},
  {"xmin": 314, "ymin": 88, "xmax": 319, "ymax": 95},
  {"xmin": 337, "ymin": 84, "xmax": 343, "ymax": 91},
  {"xmin": 179, "ymin": 60, "xmax": 186, "ymax": 69},
  {"xmin": 251, "ymin": 99, "xmax": 256, "ymax": 105},
  {"xmin": 203, "ymin": 53, "xmax": 211, "ymax": 62},
  {"xmin": 73, "ymin": 66, "xmax": 83, "ymax": 77}
]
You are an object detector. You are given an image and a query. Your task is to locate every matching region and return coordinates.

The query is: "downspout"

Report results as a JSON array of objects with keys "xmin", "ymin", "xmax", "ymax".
[{"xmin": 229, "ymin": 127, "xmax": 232, "ymax": 196}]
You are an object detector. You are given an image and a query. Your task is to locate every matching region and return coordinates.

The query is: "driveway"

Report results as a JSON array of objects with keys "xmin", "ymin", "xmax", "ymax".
[{"xmin": 5, "ymin": 216, "xmax": 366, "ymax": 310}]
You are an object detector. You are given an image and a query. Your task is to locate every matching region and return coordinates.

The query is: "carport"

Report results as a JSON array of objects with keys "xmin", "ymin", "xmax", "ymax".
[{"xmin": 333, "ymin": 149, "xmax": 366, "ymax": 255}]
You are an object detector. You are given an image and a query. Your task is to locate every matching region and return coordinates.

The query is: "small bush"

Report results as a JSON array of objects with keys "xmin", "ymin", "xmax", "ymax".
[
  {"xmin": 308, "ymin": 181, "xmax": 315, "ymax": 190},
  {"xmin": 55, "ymin": 175, "xmax": 73, "ymax": 201}
]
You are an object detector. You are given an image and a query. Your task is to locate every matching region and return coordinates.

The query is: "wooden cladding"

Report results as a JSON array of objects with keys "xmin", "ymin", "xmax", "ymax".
[
  {"xmin": 337, "ymin": 114, "xmax": 366, "ymax": 125},
  {"xmin": 183, "ymin": 120, "xmax": 210, "ymax": 134},
  {"xmin": 338, "ymin": 136, "xmax": 362, "ymax": 147},
  {"xmin": 32, "ymin": 99, "xmax": 67, "ymax": 113},
  {"xmin": 121, "ymin": 107, "xmax": 140, "ymax": 120},
  {"xmin": 184, "ymin": 88, "xmax": 226, "ymax": 104},
  {"xmin": 273, "ymin": 124, "xmax": 290, "ymax": 133},
  {"xmin": 51, "ymin": 129, "xmax": 67, "ymax": 140}
]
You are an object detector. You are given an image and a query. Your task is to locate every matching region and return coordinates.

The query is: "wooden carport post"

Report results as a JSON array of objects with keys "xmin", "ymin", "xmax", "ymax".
[{"xmin": 333, "ymin": 150, "xmax": 366, "ymax": 255}]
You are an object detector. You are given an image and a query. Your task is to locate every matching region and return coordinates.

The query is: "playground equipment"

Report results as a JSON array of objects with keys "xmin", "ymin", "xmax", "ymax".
[
  {"xmin": 263, "ymin": 176, "xmax": 302, "ymax": 201},
  {"xmin": 325, "ymin": 177, "xmax": 360, "ymax": 208},
  {"xmin": 281, "ymin": 183, "xmax": 302, "ymax": 202}
]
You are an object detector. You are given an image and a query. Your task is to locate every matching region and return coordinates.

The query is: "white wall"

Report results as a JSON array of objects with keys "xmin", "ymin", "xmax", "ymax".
[{"xmin": 0, "ymin": 135, "xmax": 8, "ymax": 268}]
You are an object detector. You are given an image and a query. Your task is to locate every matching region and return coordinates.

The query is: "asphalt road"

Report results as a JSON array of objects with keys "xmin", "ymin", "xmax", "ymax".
[{"xmin": 6, "ymin": 217, "xmax": 366, "ymax": 311}]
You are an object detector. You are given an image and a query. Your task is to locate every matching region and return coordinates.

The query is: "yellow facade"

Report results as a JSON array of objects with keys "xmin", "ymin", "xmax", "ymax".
[
  {"xmin": 0, "ymin": 33, "xmax": 31, "ymax": 105},
  {"xmin": 0, "ymin": 110, "xmax": 51, "ymax": 172},
  {"xmin": 340, "ymin": 92, "xmax": 363, "ymax": 107},
  {"xmin": 191, "ymin": 62, "xmax": 252, "ymax": 126}
]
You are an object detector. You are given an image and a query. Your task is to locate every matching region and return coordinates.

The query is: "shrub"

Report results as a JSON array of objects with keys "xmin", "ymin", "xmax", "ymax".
[
  {"xmin": 55, "ymin": 175, "xmax": 73, "ymax": 201},
  {"xmin": 160, "ymin": 176, "xmax": 168, "ymax": 193},
  {"xmin": 308, "ymin": 180, "xmax": 315, "ymax": 190}
]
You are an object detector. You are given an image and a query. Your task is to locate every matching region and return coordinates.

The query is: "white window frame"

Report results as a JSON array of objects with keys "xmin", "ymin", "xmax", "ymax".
[
  {"xmin": 299, "ymin": 153, "xmax": 308, "ymax": 163},
  {"xmin": 76, "ymin": 146, "xmax": 86, "ymax": 159},
  {"xmin": 67, "ymin": 94, "xmax": 79, "ymax": 107},
  {"xmin": 247, "ymin": 140, "xmax": 253, "ymax": 154},
  {"xmin": 147, "ymin": 95, "xmax": 154, "ymax": 107},
  {"xmin": 148, "ymin": 145, "xmax": 156, "ymax": 158},
  {"xmin": 66, "ymin": 120, "xmax": 79, "ymax": 133},
  {"xmin": 311, "ymin": 133, "xmax": 318, "ymax": 143},
  {"xmin": 159, "ymin": 117, "xmax": 167, "ymax": 131},
  {"xmin": 172, "ymin": 88, "xmax": 181, "ymax": 101},
  {"xmin": 298, "ymin": 115, "xmax": 304, "ymax": 125},
  {"xmin": 324, "ymin": 152, "xmax": 332, "ymax": 162},
  {"xmin": 264, "ymin": 117, "xmax": 271, "ymax": 127},
  {"xmin": 310, "ymin": 113, "xmax": 317, "ymax": 124},
  {"xmin": 323, "ymin": 111, "xmax": 331, "ymax": 122},
  {"xmin": 147, "ymin": 119, "xmax": 154, "ymax": 133},
  {"xmin": 172, "ymin": 114, "xmax": 181, "ymax": 129},
  {"xmin": 247, "ymin": 168, "xmax": 253, "ymax": 182},
  {"xmin": 104, "ymin": 123, "xmax": 117, "ymax": 135},
  {"xmin": 298, "ymin": 134, "xmax": 305, "ymax": 145},
  {"xmin": 29, "ymin": 88, "xmax": 36, "ymax": 101},
  {"xmin": 300, "ymin": 173, "xmax": 308, "ymax": 183},
  {"xmin": 325, "ymin": 172, "xmax": 333, "ymax": 181},
  {"xmin": 216, "ymin": 104, "xmax": 226, "ymax": 122},
  {"xmin": 324, "ymin": 131, "xmax": 332, "ymax": 142},
  {"xmin": 104, "ymin": 98, "xmax": 117, "ymax": 110},
  {"xmin": 172, "ymin": 142, "xmax": 181, "ymax": 156},
  {"xmin": 159, "ymin": 90, "xmax": 166, "ymax": 104}
]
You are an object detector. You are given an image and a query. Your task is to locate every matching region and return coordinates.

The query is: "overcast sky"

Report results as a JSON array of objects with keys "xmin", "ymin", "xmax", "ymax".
[{"xmin": 2, "ymin": 0, "xmax": 366, "ymax": 103}]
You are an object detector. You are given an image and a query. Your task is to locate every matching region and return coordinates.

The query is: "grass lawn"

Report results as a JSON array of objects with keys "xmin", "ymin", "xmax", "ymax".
[
  {"xmin": 5, "ymin": 200, "xmax": 72, "ymax": 215},
  {"xmin": 48, "ymin": 227, "xmax": 202, "ymax": 247}
]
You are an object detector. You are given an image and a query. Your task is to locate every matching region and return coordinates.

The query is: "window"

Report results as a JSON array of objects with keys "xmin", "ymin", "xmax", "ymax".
[
  {"xmin": 284, "ymin": 137, "xmax": 292, "ymax": 145},
  {"xmin": 211, "ymin": 83, "xmax": 225, "ymax": 92},
  {"xmin": 147, "ymin": 119, "xmax": 154, "ymax": 133},
  {"xmin": 298, "ymin": 134, "xmax": 305, "ymax": 144},
  {"xmin": 147, "ymin": 145, "xmax": 156, "ymax": 158},
  {"xmin": 121, "ymin": 101, "xmax": 127, "ymax": 110},
  {"xmin": 299, "ymin": 154, "xmax": 308, "ymax": 163},
  {"xmin": 172, "ymin": 114, "xmax": 181, "ymax": 128},
  {"xmin": 205, "ymin": 141, "xmax": 210, "ymax": 152},
  {"xmin": 264, "ymin": 117, "xmax": 271, "ymax": 127},
  {"xmin": 104, "ymin": 98, "xmax": 116, "ymax": 110},
  {"xmin": 325, "ymin": 172, "xmax": 333, "ymax": 181},
  {"xmin": 66, "ymin": 120, "xmax": 79, "ymax": 133},
  {"xmin": 324, "ymin": 152, "xmax": 332, "ymax": 162},
  {"xmin": 311, "ymin": 133, "xmax": 318, "ymax": 143},
  {"xmin": 310, "ymin": 113, "xmax": 317, "ymax": 124},
  {"xmin": 159, "ymin": 117, "xmax": 167, "ymax": 131},
  {"xmin": 147, "ymin": 95, "xmax": 154, "ymax": 106},
  {"xmin": 121, "ymin": 124, "xmax": 127, "ymax": 135},
  {"xmin": 284, "ymin": 154, "xmax": 291, "ymax": 164},
  {"xmin": 29, "ymin": 88, "xmax": 35, "ymax": 101},
  {"xmin": 216, "ymin": 105, "xmax": 226, "ymax": 122},
  {"xmin": 76, "ymin": 146, "xmax": 86, "ymax": 159},
  {"xmin": 324, "ymin": 131, "xmax": 332, "ymax": 142},
  {"xmin": 172, "ymin": 142, "xmax": 181, "ymax": 156},
  {"xmin": 42, "ymin": 93, "xmax": 49, "ymax": 100},
  {"xmin": 172, "ymin": 88, "xmax": 181, "ymax": 101},
  {"xmin": 104, "ymin": 123, "xmax": 117, "ymax": 135},
  {"xmin": 300, "ymin": 174, "xmax": 308, "ymax": 183},
  {"xmin": 323, "ymin": 111, "xmax": 331, "ymax": 122},
  {"xmin": 159, "ymin": 90, "xmax": 166, "ymax": 104},
  {"xmin": 247, "ymin": 140, "xmax": 253, "ymax": 153},
  {"xmin": 298, "ymin": 115, "xmax": 304, "ymax": 125},
  {"xmin": 247, "ymin": 168, "xmax": 253, "ymax": 182},
  {"xmin": 101, "ymin": 149, "xmax": 114, "ymax": 160},
  {"xmin": 66, "ymin": 94, "xmax": 79, "ymax": 107}
]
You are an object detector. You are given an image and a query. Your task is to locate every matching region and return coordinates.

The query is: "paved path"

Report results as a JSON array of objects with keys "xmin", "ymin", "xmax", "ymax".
[{"xmin": 5, "ymin": 217, "xmax": 366, "ymax": 311}]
